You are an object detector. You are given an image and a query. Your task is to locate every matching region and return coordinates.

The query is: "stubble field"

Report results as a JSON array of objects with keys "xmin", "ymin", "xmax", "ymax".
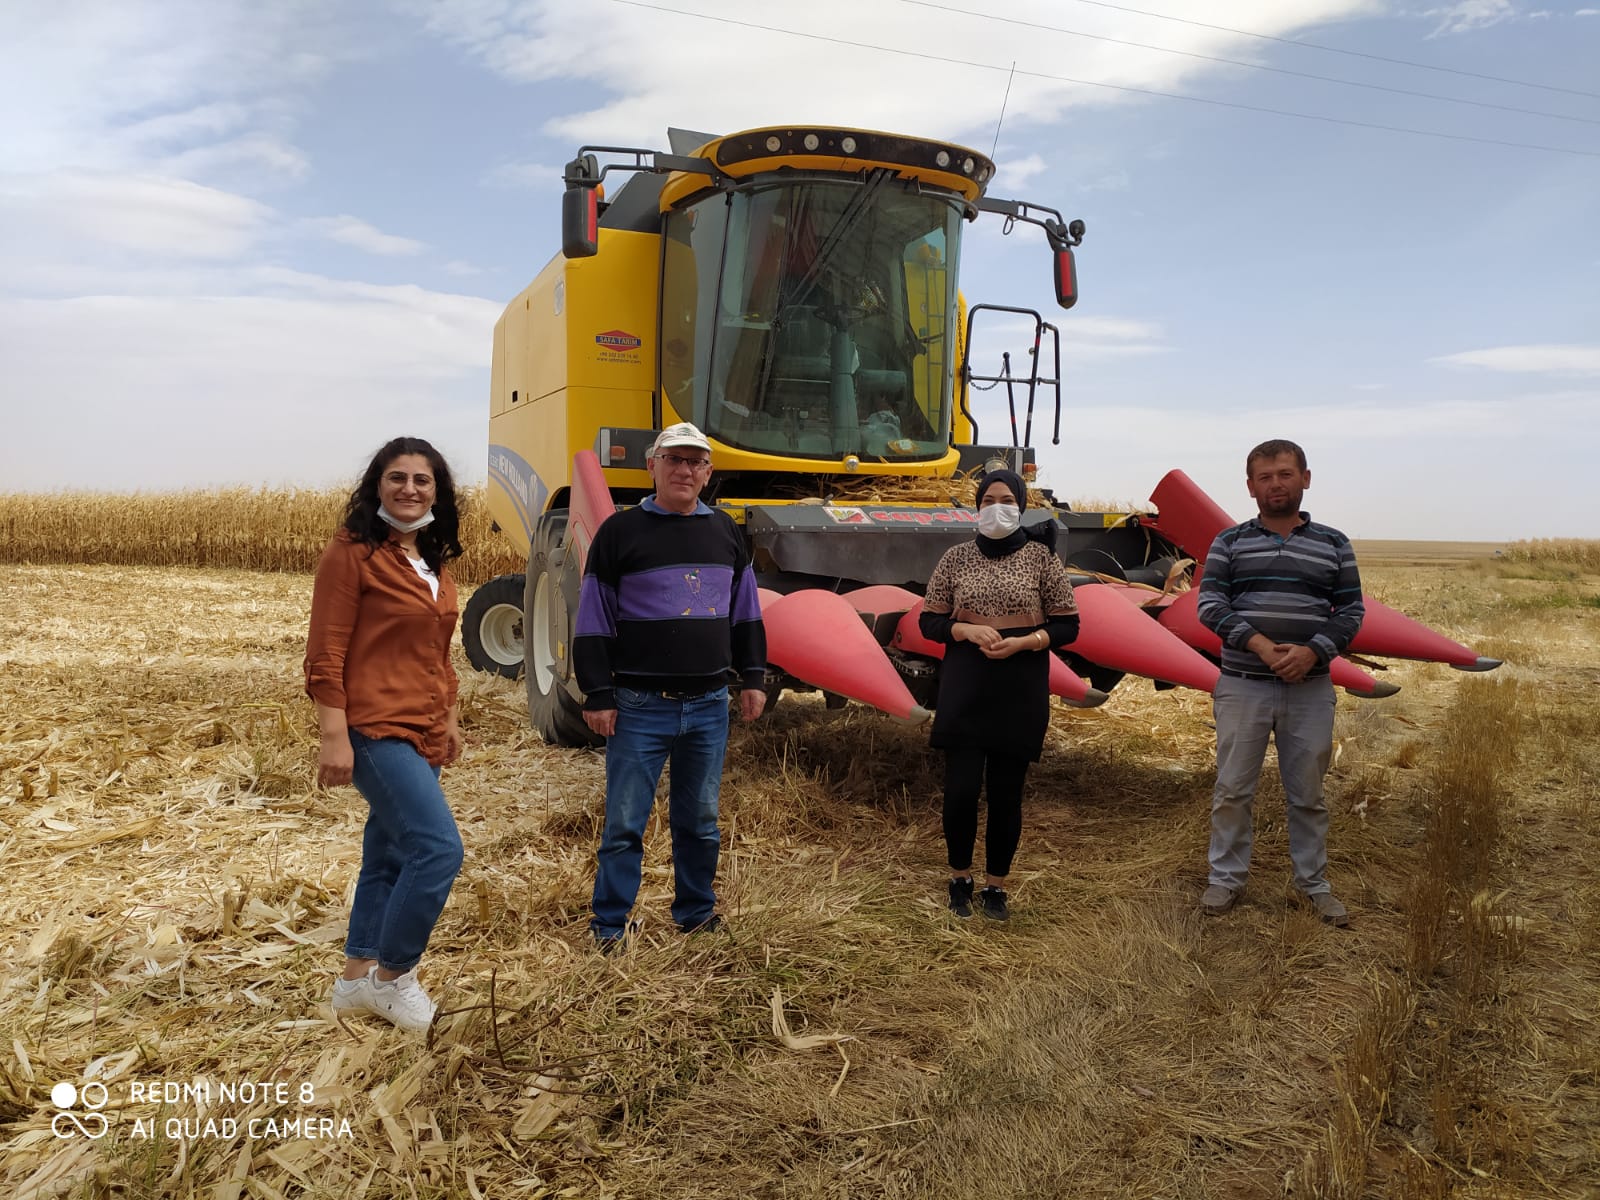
[{"xmin": 0, "ymin": 528, "xmax": 1596, "ymax": 1199}]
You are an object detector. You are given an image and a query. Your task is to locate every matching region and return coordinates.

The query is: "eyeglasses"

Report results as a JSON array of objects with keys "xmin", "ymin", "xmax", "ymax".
[
  {"xmin": 656, "ymin": 453, "xmax": 711, "ymax": 471},
  {"xmin": 384, "ymin": 472, "xmax": 435, "ymax": 489}
]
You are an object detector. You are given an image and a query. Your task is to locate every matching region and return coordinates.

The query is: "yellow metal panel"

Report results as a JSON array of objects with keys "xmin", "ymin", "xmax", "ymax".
[
  {"xmin": 519, "ymin": 259, "xmax": 569, "ymax": 405},
  {"xmin": 490, "ymin": 312, "xmax": 507, "ymax": 418},
  {"xmin": 558, "ymin": 230, "xmax": 658, "ymax": 400}
]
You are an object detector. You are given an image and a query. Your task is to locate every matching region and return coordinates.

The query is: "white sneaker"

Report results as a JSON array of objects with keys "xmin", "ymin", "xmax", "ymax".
[
  {"xmin": 367, "ymin": 968, "xmax": 436, "ymax": 1032},
  {"xmin": 331, "ymin": 968, "xmax": 379, "ymax": 1017}
]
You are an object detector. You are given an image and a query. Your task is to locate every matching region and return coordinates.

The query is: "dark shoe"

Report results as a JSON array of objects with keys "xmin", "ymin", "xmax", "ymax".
[
  {"xmin": 948, "ymin": 876, "xmax": 974, "ymax": 918},
  {"xmin": 1305, "ymin": 891, "xmax": 1350, "ymax": 928},
  {"xmin": 594, "ymin": 918, "xmax": 641, "ymax": 954},
  {"xmin": 1200, "ymin": 883, "xmax": 1239, "ymax": 917},
  {"xmin": 680, "ymin": 914, "xmax": 723, "ymax": 935},
  {"xmin": 977, "ymin": 886, "xmax": 1009, "ymax": 922}
]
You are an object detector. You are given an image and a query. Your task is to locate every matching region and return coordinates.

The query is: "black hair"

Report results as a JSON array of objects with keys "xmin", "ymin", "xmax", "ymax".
[{"xmin": 341, "ymin": 436, "xmax": 464, "ymax": 575}]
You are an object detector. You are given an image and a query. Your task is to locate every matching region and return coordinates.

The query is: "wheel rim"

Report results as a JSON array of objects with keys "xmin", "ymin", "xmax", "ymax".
[
  {"xmin": 531, "ymin": 572, "xmax": 556, "ymax": 694},
  {"xmin": 478, "ymin": 603, "xmax": 524, "ymax": 668}
]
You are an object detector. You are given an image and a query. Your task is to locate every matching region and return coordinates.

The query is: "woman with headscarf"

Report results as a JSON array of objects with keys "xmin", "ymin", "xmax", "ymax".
[{"xmin": 920, "ymin": 468, "xmax": 1079, "ymax": 921}]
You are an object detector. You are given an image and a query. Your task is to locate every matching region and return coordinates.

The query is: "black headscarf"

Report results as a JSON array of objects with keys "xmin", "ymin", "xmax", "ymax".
[{"xmin": 973, "ymin": 467, "xmax": 1058, "ymax": 559}]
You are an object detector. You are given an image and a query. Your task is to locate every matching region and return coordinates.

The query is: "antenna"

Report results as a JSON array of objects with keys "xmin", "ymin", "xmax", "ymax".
[{"xmin": 990, "ymin": 60, "xmax": 1017, "ymax": 159}]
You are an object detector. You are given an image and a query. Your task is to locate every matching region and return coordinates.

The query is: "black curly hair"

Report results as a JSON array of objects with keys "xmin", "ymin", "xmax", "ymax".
[{"xmin": 341, "ymin": 436, "xmax": 464, "ymax": 575}]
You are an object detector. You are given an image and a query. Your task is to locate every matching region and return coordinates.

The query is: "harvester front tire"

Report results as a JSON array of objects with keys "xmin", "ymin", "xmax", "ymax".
[
  {"xmin": 525, "ymin": 517, "xmax": 603, "ymax": 749},
  {"xmin": 461, "ymin": 574, "xmax": 526, "ymax": 678}
]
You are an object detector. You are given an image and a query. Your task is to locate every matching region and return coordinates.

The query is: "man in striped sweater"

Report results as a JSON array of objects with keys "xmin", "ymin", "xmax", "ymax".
[
  {"xmin": 575, "ymin": 423, "xmax": 767, "ymax": 952},
  {"xmin": 1195, "ymin": 439, "xmax": 1364, "ymax": 927}
]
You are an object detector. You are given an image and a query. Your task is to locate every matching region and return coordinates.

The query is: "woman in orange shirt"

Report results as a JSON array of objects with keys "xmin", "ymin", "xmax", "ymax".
[{"xmin": 305, "ymin": 437, "xmax": 465, "ymax": 1032}]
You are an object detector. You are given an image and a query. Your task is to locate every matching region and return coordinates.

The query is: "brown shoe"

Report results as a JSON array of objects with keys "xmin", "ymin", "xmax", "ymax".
[{"xmin": 1200, "ymin": 884, "xmax": 1239, "ymax": 916}]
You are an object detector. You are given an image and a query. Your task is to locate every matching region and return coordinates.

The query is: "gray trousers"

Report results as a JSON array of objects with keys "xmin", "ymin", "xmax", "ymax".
[{"xmin": 1209, "ymin": 673, "xmax": 1336, "ymax": 895}]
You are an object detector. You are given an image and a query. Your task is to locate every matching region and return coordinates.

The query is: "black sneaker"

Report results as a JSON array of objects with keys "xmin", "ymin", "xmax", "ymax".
[
  {"xmin": 681, "ymin": 914, "xmax": 723, "ymax": 935},
  {"xmin": 595, "ymin": 919, "xmax": 642, "ymax": 954},
  {"xmin": 948, "ymin": 876, "xmax": 975, "ymax": 918},
  {"xmin": 977, "ymin": 886, "xmax": 1009, "ymax": 922}
]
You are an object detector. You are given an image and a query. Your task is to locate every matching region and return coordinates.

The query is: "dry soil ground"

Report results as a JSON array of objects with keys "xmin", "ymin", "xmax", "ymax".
[{"xmin": 0, "ymin": 546, "xmax": 1595, "ymax": 1199}]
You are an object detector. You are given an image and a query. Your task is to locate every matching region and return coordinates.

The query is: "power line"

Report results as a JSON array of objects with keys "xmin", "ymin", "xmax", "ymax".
[
  {"xmin": 1052, "ymin": 0, "xmax": 1600, "ymax": 101},
  {"xmin": 608, "ymin": 0, "xmax": 1600, "ymax": 160},
  {"xmin": 901, "ymin": 0, "xmax": 1600, "ymax": 128},
  {"xmin": 991, "ymin": 61, "xmax": 1017, "ymax": 158}
]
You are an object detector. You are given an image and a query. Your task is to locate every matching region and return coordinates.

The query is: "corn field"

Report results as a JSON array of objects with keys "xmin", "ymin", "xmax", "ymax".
[
  {"xmin": 0, "ymin": 485, "xmax": 524, "ymax": 588},
  {"xmin": 1500, "ymin": 538, "xmax": 1600, "ymax": 571}
]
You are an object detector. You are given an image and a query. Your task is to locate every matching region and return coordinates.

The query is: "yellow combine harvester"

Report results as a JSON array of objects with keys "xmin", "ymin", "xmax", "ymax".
[{"xmin": 464, "ymin": 125, "xmax": 1498, "ymax": 746}]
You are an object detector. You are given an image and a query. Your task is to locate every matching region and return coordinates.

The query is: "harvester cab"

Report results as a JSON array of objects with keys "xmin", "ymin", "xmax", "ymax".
[{"xmin": 465, "ymin": 124, "xmax": 1500, "ymax": 747}]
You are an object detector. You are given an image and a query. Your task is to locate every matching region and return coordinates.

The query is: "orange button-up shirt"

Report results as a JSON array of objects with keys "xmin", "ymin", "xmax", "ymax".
[{"xmin": 304, "ymin": 531, "xmax": 460, "ymax": 766}]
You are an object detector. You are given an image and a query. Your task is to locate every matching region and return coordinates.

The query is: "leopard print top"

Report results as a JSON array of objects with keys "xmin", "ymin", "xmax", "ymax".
[{"xmin": 924, "ymin": 540, "xmax": 1077, "ymax": 627}]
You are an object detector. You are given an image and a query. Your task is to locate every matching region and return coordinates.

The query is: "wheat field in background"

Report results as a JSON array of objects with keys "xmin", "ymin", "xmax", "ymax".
[{"xmin": 0, "ymin": 486, "xmax": 524, "ymax": 587}]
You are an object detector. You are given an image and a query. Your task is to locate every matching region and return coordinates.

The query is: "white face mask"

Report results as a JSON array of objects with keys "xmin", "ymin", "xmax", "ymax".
[
  {"xmin": 977, "ymin": 503, "xmax": 1022, "ymax": 539},
  {"xmin": 378, "ymin": 505, "xmax": 436, "ymax": 533}
]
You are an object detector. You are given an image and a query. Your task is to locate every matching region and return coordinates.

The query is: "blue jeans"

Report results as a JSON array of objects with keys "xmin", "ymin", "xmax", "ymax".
[
  {"xmin": 345, "ymin": 730, "xmax": 464, "ymax": 972},
  {"xmin": 1209, "ymin": 673, "xmax": 1337, "ymax": 896},
  {"xmin": 591, "ymin": 686, "xmax": 730, "ymax": 939}
]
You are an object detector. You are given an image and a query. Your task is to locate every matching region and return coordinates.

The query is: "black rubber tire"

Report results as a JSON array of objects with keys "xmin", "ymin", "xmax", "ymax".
[
  {"xmin": 524, "ymin": 513, "xmax": 603, "ymax": 748},
  {"xmin": 461, "ymin": 574, "xmax": 526, "ymax": 678}
]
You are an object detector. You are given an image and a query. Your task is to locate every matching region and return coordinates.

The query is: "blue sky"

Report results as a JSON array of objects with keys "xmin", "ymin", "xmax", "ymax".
[{"xmin": 2, "ymin": 0, "xmax": 1596, "ymax": 539}]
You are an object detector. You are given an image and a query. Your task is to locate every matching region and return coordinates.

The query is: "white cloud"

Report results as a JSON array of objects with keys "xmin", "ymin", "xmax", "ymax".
[
  {"xmin": 1421, "ymin": 1, "xmax": 1517, "ymax": 36},
  {"xmin": 483, "ymin": 160, "xmax": 564, "ymax": 191},
  {"xmin": 305, "ymin": 215, "xmax": 428, "ymax": 257},
  {"xmin": 994, "ymin": 153, "xmax": 1048, "ymax": 191},
  {"xmin": 1078, "ymin": 169, "xmax": 1131, "ymax": 193},
  {"xmin": 1430, "ymin": 344, "xmax": 1600, "ymax": 376},
  {"xmin": 0, "ymin": 170, "xmax": 272, "ymax": 268},
  {"xmin": 0, "ymin": 278, "xmax": 501, "ymax": 491},
  {"xmin": 967, "ymin": 314, "xmax": 1169, "ymax": 378},
  {"xmin": 0, "ymin": 3, "xmax": 348, "ymax": 176},
  {"xmin": 160, "ymin": 133, "xmax": 310, "ymax": 182},
  {"xmin": 420, "ymin": 0, "xmax": 1380, "ymax": 148},
  {"xmin": 1030, "ymin": 390, "xmax": 1599, "ymax": 539}
]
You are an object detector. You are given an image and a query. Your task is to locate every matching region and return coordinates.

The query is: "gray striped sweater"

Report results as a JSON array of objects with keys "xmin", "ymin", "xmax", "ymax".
[{"xmin": 1196, "ymin": 514, "xmax": 1364, "ymax": 678}]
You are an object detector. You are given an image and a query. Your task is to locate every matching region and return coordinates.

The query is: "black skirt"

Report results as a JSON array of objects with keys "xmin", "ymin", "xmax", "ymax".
[{"xmin": 929, "ymin": 628, "xmax": 1052, "ymax": 761}]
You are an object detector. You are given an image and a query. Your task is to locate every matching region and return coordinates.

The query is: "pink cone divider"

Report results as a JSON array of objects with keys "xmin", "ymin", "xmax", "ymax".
[
  {"xmin": 567, "ymin": 449, "xmax": 616, "ymax": 576},
  {"xmin": 1071, "ymin": 584, "xmax": 1220, "ymax": 693},
  {"xmin": 1350, "ymin": 597, "xmax": 1484, "ymax": 667},
  {"xmin": 1147, "ymin": 469, "xmax": 1234, "ymax": 563},
  {"xmin": 763, "ymin": 589, "xmax": 929, "ymax": 722}
]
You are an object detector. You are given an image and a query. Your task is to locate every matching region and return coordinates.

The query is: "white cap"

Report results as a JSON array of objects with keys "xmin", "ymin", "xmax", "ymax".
[{"xmin": 650, "ymin": 421, "xmax": 712, "ymax": 456}]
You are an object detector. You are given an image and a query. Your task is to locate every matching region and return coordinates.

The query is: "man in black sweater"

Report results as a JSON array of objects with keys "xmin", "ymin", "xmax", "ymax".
[{"xmin": 574, "ymin": 423, "xmax": 767, "ymax": 950}]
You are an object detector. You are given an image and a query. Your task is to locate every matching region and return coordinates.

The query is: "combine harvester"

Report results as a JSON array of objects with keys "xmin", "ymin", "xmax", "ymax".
[{"xmin": 461, "ymin": 125, "xmax": 1498, "ymax": 746}]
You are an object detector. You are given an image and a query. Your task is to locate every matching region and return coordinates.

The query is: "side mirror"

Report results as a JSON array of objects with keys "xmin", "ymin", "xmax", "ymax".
[
  {"xmin": 562, "ymin": 186, "xmax": 599, "ymax": 259},
  {"xmin": 1053, "ymin": 246, "xmax": 1078, "ymax": 310}
]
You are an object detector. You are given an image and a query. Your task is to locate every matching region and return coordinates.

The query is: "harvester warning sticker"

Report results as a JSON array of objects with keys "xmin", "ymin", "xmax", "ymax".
[
  {"xmin": 825, "ymin": 507, "xmax": 869, "ymax": 524},
  {"xmin": 594, "ymin": 329, "xmax": 643, "ymax": 361}
]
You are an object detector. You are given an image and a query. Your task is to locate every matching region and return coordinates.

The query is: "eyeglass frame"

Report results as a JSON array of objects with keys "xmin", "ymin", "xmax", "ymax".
[{"xmin": 651, "ymin": 451, "xmax": 713, "ymax": 472}]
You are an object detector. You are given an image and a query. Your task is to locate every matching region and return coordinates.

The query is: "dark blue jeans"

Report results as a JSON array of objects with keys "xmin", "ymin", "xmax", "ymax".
[
  {"xmin": 346, "ymin": 730, "xmax": 464, "ymax": 972},
  {"xmin": 590, "ymin": 686, "xmax": 730, "ymax": 940}
]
